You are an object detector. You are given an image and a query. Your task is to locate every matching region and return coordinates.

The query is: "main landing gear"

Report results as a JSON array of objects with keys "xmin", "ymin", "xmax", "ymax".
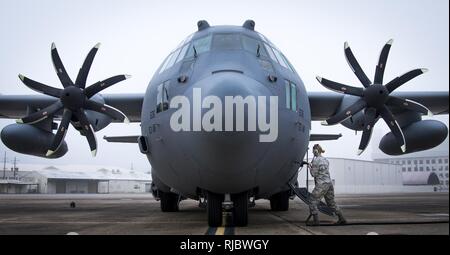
[
  {"xmin": 159, "ymin": 190, "xmax": 180, "ymax": 212},
  {"xmin": 269, "ymin": 190, "xmax": 290, "ymax": 211}
]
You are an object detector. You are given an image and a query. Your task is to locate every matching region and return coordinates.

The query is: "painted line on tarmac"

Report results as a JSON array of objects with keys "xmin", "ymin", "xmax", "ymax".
[
  {"xmin": 205, "ymin": 227, "xmax": 235, "ymax": 235},
  {"xmin": 216, "ymin": 227, "xmax": 225, "ymax": 235}
]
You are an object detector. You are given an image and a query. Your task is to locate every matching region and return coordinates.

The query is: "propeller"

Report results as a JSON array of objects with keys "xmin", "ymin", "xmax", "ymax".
[
  {"xmin": 316, "ymin": 39, "xmax": 431, "ymax": 155},
  {"xmin": 17, "ymin": 43, "xmax": 131, "ymax": 157}
]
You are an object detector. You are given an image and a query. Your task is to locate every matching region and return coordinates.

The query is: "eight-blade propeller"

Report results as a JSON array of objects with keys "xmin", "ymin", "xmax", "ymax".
[
  {"xmin": 17, "ymin": 43, "xmax": 131, "ymax": 157},
  {"xmin": 316, "ymin": 39, "xmax": 431, "ymax": 155}
]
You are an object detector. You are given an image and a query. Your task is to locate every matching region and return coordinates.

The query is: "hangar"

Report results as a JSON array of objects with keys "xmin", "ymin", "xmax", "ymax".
[
  {"xmin": 373, "ymin": 137, "xmax": 449, "ymax": 190},
  {"xmin": 1, "ymin": 164, "xmax": 151, "ymax": 194},
  {"xmin": 297, "ymin": 157, "xmax": 440, "ymax": 194}
]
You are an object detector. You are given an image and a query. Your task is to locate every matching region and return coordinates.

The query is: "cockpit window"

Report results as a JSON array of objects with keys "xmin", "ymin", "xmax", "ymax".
[
  {"xmin": 159, "ymin": 53, "xmax": 174, "ymax": 74},
  {"xmin": 264, "ymin": 43, "xmax": 278, "ymax": 63},
  {"xmin": 242, "ymin": 35, "xmax": 268, "ymax": 57},
  {"xmin": 165, "ymin": 48, "xmax": 182, "ymax": 70},
  {"xmin": 159, "ymin": 32, "xmax": 296, "ymax": 74},
  {"xmin": 156, "ymin": 81, "xmax": 170, "ymax": 113},
  {"xmin": 175, "ymin": 43, "xmax": 190, "ymax": 64},
  {"xmin": 212, "ymin": 34, "xmax": 241, "ymax": 50},
  {"xmin": 272, "ymin": 48, "xmax": 290, "ymax": 70},
  {"xmin": 257, "ymin": 32, "xmax": 269, "ymax": 44},
  {"xmin": 280, "ymin": 52, "xmax": 296, "ymax": 73},
  {"xmin": 186, "ymin": 35, "xmax": 212, "ymax": 58},
  {"xmin": 177, "ymin": 33, "xmax": 194, "ymax": 48}
]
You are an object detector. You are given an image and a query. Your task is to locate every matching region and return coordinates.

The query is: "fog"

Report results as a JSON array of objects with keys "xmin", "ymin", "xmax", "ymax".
[{"xmin": 0, "ymin": 0, "xmax": 448, "ymax": 171}]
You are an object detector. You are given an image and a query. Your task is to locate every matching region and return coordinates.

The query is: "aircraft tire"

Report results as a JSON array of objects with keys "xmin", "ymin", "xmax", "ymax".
[
  {"xmin": 232, "ymin": 191, "xmax": 249, "ymax": 227},
  {"xmin": 160, "ymin": 190, "xmax": 180, "ymax": 212},
  {"xmin": 269, "ymin": 190, "xmax": 290, "ymax": 211},
  {"xmin": 207, "ymin": 191, "xmax": 223, "ymax": 227}
]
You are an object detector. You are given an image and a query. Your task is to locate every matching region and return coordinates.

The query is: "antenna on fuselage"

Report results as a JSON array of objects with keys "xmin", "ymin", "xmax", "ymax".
[
  {"xmin": 242, "ymin": 20, "xmax": 255, "ymax": 30},
  {"xmin": 197, "ymin": 20, "xmax": 210, "ymax": 31}
]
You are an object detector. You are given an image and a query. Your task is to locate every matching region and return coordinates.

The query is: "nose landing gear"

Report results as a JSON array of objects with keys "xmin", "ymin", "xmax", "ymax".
[{"xmin": 206, "ymin": 191, "xmax": 249, "ymax": 227}]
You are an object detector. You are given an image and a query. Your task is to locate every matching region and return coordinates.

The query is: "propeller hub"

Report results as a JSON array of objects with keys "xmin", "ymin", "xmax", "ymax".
[
  {"xmin": 60, "ymin": 86, "xmax": 85, "ymax": 110},
  {"xmin": 363, "ymin": 84, "xmax": 389, "ymax": 109}
]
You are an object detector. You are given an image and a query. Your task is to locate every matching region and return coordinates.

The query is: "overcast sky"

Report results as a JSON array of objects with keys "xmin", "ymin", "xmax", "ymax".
[{"xmin": 0, "ymin": 0, "xmax": 448, "ymax": 171}]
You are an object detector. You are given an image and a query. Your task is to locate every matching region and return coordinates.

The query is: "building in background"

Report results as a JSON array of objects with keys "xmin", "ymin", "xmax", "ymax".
[
  {"xmin": 373, "ymin": 137, "xmax": 449, "ymax": 191},
  {"xmin": 0, "ymin": 170, "xmax": 38, "ymax": 194},
  {"xmin": 1, "ymin": 164, "xmax": 152, "ymax": 194},
  {"xmin": 297, "ymin": 157, "xmax": 441, "ymax": 194}
]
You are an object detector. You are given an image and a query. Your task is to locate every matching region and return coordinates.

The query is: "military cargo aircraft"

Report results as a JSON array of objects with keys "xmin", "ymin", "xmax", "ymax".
[{"xmin": 0, "ymin": 20, "xmax": 448, "ymax": 227}]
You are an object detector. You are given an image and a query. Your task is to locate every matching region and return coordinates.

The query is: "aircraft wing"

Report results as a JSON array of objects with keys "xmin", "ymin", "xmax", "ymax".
[
  {"xmin": 1, "ymin": 91, "xmax": 447, "ymax": 122},
  {"xmin": 0, "ymin": 93, "xmax": 144, "ymax": 122},
  {"xmin": 308, "ymin": 91, "xmax": 449, "ymax": 121}
]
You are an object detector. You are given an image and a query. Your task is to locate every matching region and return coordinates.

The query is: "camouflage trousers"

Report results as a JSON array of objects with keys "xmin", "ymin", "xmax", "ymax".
[{"xmin": 309, "ymin": 182, "xmax": 341, "ymax": 215}]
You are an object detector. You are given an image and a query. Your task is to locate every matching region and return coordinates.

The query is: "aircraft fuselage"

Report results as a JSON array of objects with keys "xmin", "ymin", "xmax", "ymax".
[{"xmin": 141, "ymin": 24, "xmax": 311, "ymax": 200}]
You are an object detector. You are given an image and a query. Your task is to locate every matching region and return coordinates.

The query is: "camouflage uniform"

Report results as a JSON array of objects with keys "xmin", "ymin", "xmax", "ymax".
[{"xmin": 308, "ymin": 155, "xmax": 341, "ymax": 216}]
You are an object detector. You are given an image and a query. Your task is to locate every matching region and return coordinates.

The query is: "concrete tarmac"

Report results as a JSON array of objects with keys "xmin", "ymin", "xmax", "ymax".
[{"xmin": 0, "ymin": 193, "xmax": 448, "ymax": 235}]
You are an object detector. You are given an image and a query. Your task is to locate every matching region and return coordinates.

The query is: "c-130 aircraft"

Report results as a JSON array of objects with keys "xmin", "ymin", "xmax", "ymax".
[{"xmin": 0, "ymin": 20, "xmax": 448, "ymax": 227}]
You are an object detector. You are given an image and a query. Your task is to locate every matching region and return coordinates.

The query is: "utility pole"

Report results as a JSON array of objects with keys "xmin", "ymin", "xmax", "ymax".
[
  {"xmin": 12, "ymin": 157, "xmax": 18, "ymax": 179},
  {"xmin": 2, "ymin": 152, "xmax": 6, "ymax": 179}
]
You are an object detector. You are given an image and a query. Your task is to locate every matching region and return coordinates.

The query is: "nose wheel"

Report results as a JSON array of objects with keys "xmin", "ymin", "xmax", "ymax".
[
  {"xmin": 231, "ymin": 191, "xmax": 249, "ymax": 227},
  {"xmin": 207, "ymin": 192, "xmax": 223, "ymax": 227},
  {"xmin": 206, "ymin": 191, "xmax": 249, "ymax": 227}
]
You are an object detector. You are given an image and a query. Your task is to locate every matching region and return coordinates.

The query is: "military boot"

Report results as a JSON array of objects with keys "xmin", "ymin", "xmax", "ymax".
[
  {"xmin": 336, "ymin": 211, "xmax": 347, "ymax": 225},
  {"xmin": 312, "ymin": 214, "xmax": 320, "ymax": 226}
]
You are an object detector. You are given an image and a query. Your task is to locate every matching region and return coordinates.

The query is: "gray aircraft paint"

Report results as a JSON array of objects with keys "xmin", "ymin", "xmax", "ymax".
[{"xmin": 141, "ymin": 24, "xmax": 311, "ymax": 199}]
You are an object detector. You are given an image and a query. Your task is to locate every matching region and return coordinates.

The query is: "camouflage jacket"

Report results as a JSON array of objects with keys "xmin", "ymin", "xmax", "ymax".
[{"xmin": 310, "ymin": 156, "xmax": 332, "ymax": 185}]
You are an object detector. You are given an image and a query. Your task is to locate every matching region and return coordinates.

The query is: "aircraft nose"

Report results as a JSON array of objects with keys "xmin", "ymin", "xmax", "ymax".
[{"xmin": 181, "ymin": 72, "xmax": 274, "ymax": 193}]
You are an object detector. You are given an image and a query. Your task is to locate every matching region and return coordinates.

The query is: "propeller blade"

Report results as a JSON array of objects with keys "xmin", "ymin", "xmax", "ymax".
[
  {"xmin": 46, "ymin": 109, "xmax": 72, "ymax": 157},
  {"xmin": 385, "ymin": 68, "xmax": 428, "ymax": 93},
  {"xmin": 51, "ymin": 43, "xmax": 74, "ymax": 88},
  {"xmin": 322, "ymin": 99, "xmax": 367, "ymax": 126},
  {"xmin": 84, "ymin": 100, "xmax": 130, "ymax": 123},
  {"xmin": 18, "ymin": 74, "xmax": 62, "ymax": 98},
  {"xmin": 75, "ymin": 43, "xmax": 100, "ymax": 89},
  {"xmin": 316, "ymin": 76, "xmax": 364, "ymax": 96},
  {"xmin": 374, "ymin": 39, "xmax": 393, "ymax": 84},
  {"xmin": 357, "ymin": 107, "xmax": 377, "ymax": 155},
  {"xmin": 344, "ymin": 42, "xmax": 372, "ymax": 87},
  {"xmin": 16, "ymin": 101, "xmax": 63, "ymax": 124},
  {"xmin": 76, "ymin": 111, "xmax": 98, "ymax": 157},
  {"xmin": 84, "ymin": 75, "xmax": 131, "ymax": 98},
  {"xmin": 386, "ymin": 96, "xmax": 433, "ymax": 116},
  {"xmin": 379, "ymin": 106, "xmax": 406, "ymax": 152}
]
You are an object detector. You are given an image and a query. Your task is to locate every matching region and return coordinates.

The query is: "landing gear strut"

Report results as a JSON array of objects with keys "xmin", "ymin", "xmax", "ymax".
[
  {"xmin": 159, "ymin": 190, "xmax": 180, "ymax": 212},
  {"xmin": 269, "ymin": 190, "xmax": 290, "ymax": 211},
  {"xmin": 206, "ymin": 191, "xmax": 250, "ymax": 227}
]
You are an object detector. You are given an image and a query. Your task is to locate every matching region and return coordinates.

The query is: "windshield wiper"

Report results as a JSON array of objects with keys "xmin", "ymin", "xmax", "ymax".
[{"xmin": 193, "ymin": 45, "xmax": 198, "ymax": 58}]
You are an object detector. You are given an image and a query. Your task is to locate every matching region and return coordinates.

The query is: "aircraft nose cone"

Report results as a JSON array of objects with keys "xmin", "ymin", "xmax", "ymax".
[{"xmin": 181, "ymin": 72, "xmax": 274, "ymax": 193}]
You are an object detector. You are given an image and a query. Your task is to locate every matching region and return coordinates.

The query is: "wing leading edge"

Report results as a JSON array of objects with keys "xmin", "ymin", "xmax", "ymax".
[
  {"xmin": 1, "ymin": 91, "xmax": 447, "ymax": 122},
  {"xmin": 0, "ymin": 93, "xmax": 144, "ymax": 122},
  {"xmin": 308, "ymin": 91, "xmax": 449, "ymax": 121}
]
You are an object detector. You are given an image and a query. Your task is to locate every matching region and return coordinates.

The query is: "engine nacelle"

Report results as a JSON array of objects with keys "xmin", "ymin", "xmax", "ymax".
[
  {"xmin": 85, "ymin": 94, "xmax": 113, "ymax": 132},
  {"xmin": 379, "ymin": 120, "xmax": 448, "ymax": 155},
  {"xmin": 338, "ymin": 95, "xmax": 365, "ymax": 131},
  {"xmin": 1, "ymin": 124, "xmax": 68, "ymax": 158}
]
